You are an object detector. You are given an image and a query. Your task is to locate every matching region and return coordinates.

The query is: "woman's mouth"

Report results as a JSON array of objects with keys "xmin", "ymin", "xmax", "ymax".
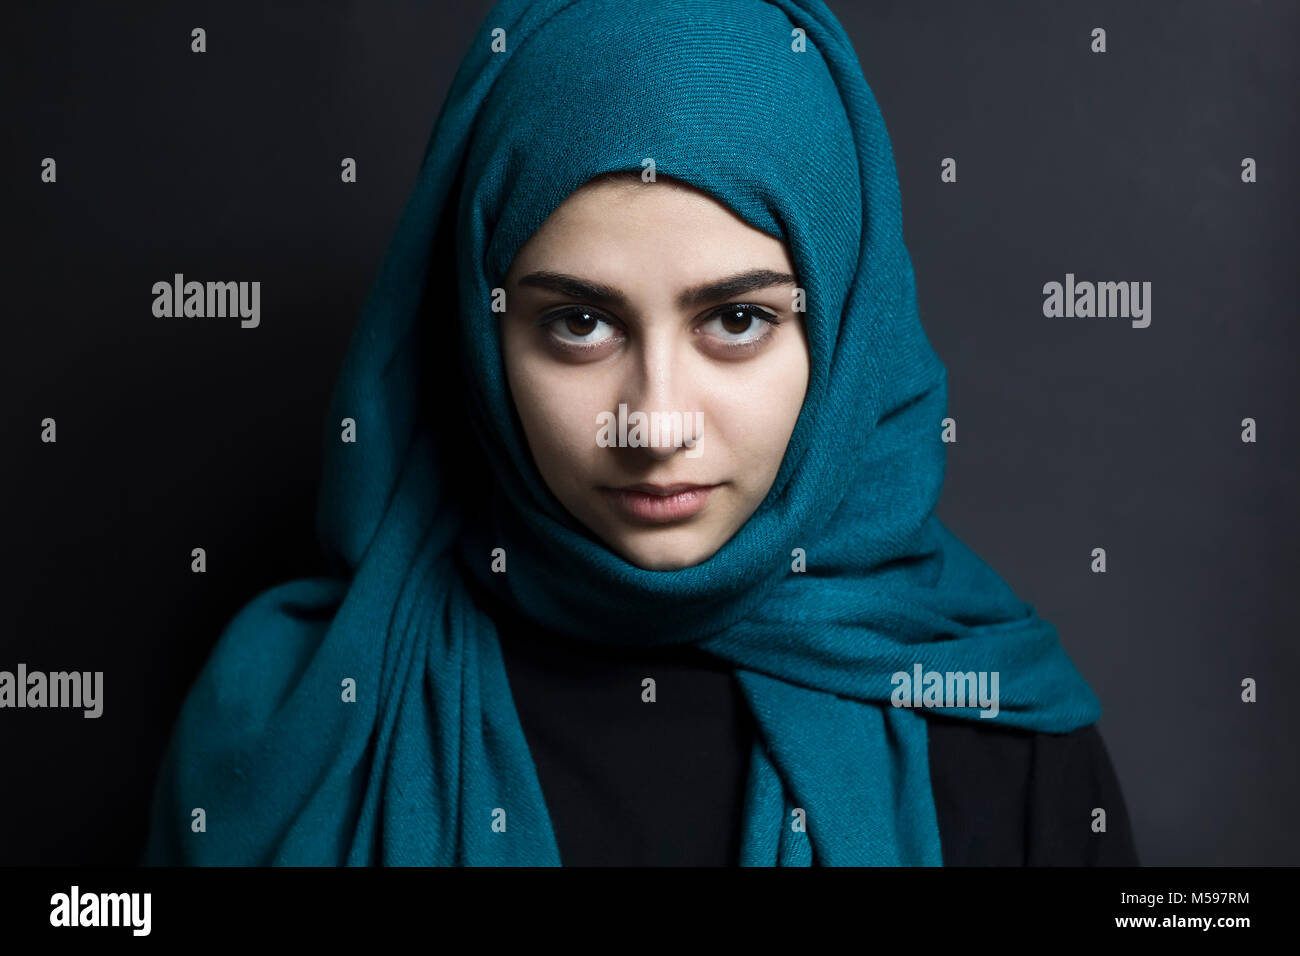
[{"xmin": 600, "ymin": 482, "xmax": 720, "ymax": 523}]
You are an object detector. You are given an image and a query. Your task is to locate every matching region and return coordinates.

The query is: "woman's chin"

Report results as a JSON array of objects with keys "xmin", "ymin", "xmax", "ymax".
[{"xmin": 602, "ymin": 526, "xmax": 727, "ymax": 572}]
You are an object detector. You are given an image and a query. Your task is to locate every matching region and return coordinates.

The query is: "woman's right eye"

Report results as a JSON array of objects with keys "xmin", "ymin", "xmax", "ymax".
[{"xmin": 537, "ymin": 307, "xmax": 623, "ymax": 351}]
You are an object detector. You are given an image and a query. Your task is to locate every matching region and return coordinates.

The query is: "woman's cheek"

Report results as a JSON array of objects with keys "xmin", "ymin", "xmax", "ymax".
[{"xmin": 533, "ymin": 384, "xmax": 610, "ymax": 464}]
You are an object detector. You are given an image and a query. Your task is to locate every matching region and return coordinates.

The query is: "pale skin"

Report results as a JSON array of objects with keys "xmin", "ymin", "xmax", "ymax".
[{"xmin": 500, "ymin": 173, "xmax": 810, "ymax": 571}]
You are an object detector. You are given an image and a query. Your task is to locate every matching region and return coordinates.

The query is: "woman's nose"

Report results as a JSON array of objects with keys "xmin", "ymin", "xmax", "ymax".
[{"xmin": 617, "ymin": 331, "xmax": 702, "ymax": 462}]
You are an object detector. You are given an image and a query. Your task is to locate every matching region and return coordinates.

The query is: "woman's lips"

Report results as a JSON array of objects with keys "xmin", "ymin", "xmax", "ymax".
[{"xmin": 601, "ymin": 483, "xmax": 720, "ymax": 523}]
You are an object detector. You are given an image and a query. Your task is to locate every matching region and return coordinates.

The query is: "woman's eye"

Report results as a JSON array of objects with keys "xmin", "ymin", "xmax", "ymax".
[
  {"xmin": 698, "ymin": 305, "xmax": 781, "ymax": 348},
  {"xmin": 537, "ymin": 308, "xmax": 621, "ymax": 349}
]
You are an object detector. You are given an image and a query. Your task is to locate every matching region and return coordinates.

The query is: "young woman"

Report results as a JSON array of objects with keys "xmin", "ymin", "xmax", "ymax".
[{"xmin": 142, "ymin": 0, "xmax": 1138, "ymax": 866}]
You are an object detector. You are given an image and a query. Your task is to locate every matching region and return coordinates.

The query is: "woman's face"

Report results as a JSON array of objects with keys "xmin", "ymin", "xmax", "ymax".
[{"xmin": 500, "ymin": 176, "xmax": 810, "ymax": 571}]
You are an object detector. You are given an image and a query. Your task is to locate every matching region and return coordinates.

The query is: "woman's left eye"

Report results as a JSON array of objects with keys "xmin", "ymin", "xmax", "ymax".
[{"xmin": 697, "ymin": 305, "xmax": 781, "ymax": 347}]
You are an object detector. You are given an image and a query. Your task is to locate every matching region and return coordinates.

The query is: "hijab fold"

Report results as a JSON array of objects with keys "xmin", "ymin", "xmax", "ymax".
[{"xmin": 143, "ymin": 0, "xmax": 1101, "ymax": 866}]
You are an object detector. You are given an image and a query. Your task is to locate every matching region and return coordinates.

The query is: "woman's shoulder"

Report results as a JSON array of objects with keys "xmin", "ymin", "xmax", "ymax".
[{"xmin": 925, "ymin": 713, "xmax": 1140, "ymax": 866}]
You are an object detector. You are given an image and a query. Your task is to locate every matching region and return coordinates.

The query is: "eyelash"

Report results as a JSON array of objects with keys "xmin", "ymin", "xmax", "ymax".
[{"xmin": 534, "ymin": 303, "xmax": 782, "ymax": 356}]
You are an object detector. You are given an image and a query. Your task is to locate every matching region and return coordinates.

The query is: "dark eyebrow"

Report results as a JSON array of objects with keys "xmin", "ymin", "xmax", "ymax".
[{"xmin": 516, "ymin": 268, "xmax": 798, "ymax": 312}]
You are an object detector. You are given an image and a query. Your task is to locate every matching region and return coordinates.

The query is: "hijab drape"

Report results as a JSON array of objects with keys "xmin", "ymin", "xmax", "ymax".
[{"xmin": 142, "ymin": 0, "xmax": 1101, "ymax": 866}]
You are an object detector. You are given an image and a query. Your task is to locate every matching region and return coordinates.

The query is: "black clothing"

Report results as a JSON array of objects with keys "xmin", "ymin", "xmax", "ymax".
[{"xmin": 490, "ymin": 601, "xmax": 1140, "ymax": 867}]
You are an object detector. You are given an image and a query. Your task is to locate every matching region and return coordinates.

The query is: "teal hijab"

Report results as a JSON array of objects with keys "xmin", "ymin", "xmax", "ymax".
[{"xmin": 142, "ymin": 0, "xmax": 1101, "ymax": 866}]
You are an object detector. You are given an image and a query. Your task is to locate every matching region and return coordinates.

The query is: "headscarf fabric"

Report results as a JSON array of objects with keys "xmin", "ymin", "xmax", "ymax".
[{"xmin": 142, "ymin": 0, "xmax": 1101, "ymax": 866}]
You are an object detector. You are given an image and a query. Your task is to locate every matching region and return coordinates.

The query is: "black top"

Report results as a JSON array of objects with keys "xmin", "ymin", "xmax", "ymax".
[{"xmin": 490, "ymin": 600, "xmax": 1140, "ymax": 867}]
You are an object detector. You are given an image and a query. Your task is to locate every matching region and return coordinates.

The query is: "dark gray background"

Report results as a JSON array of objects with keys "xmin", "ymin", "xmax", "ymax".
[{"xmin": 2, "ymin": 0, "xmax": 1295, "ymax": 865}]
